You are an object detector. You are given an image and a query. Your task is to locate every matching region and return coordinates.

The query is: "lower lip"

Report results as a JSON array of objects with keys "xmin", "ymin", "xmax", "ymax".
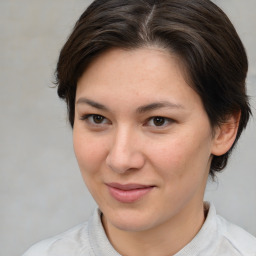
[{"xmin": 107, "ymin": 186, "xmax": 154, "ymax": 203}]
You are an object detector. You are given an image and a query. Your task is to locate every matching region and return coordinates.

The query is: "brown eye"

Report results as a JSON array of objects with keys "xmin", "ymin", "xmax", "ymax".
[
  {"xmin": 81, "ymin": 114, "xmax": 110, "ymax": 126},
  {"xmin": 153, "ymin": 117, "xmax": 166, "ymax": 126},
  {"xmin": 146, "ymin": 116, "xmax": 173, "ymax": 128},
  {"xmin": 93, "ymin": 115, "xmax": 105, "ymax": 124}
]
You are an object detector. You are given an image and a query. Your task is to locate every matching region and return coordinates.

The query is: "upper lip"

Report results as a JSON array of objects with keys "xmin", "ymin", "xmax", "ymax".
[{"xmin": 106, "ymin": 183, "xmax": 154, "ymax": 191}]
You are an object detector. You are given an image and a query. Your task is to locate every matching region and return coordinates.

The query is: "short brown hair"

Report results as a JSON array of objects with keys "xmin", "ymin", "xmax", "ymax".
[{"xmin": 55, "ymin": 0, "xmax": 251, "ymax": 177}]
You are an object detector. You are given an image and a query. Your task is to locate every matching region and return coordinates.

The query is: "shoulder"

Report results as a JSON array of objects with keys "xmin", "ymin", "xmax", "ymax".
[
  {"xmin": 22, "ymin": 208, "xmax": 119, "ymax": 256},
  {"xmin": 22, "ymin": 221, "xmax": 92, "ymax": 256},
  {"xmin": 216, "ymin": 214, "xmax": 256, "ymax": 255}
]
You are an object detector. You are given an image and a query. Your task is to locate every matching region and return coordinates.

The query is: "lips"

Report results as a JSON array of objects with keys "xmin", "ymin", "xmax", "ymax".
[{"xmin": 106, "ymin": 183, "xmax": 155, "ymax": 203}]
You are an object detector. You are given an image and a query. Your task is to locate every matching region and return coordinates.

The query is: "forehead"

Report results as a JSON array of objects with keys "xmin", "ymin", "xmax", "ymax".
[
  {"xmin": 76, "ymin": 47, "xmax": 202, "ymax": 112},
  {"xmin": 78, "ymin": 47, "xmax": 187, "ymax": 90}
]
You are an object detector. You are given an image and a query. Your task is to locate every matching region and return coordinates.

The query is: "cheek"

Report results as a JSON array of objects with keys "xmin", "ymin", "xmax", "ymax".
[
  {"xmin": 73, "ymin": 131, "xmax": 110, "ymax": 202},
  {"xmin": 73, "ymin": 130, "xmax": 106, "ymax": 175},
  {"xmin": 151, "ymin": 132, "xmax": 212, "ymax": 179},
  {"xmin": 153, "ymin": 136, "xmax": 191, "ymax": 168},
  {"xmin": 153, "ymin": 137, "xmax": 211, "ymax": 204}
]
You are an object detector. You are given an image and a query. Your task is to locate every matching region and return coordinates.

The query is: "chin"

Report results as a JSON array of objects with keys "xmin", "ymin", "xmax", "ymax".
[
  {"xmin": 103, "ymin": 206, "xmax": 161, "ymax": 232},
  {"xmin": 110, "ymin": 217, "xmax": 154, "ymax": 232}
]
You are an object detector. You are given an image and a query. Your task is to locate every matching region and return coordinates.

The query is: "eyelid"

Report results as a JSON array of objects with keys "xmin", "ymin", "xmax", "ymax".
[
  {"xmin": 79, "ymin": 114, "xmax": 174, "ymax": 129},
  {"xmin": 145, "ymin": 116, "xmax": 174, "ymax": 128},
  {"xmin": 80, "ymin": 114, "xmax": 111, "ymax": 126}
]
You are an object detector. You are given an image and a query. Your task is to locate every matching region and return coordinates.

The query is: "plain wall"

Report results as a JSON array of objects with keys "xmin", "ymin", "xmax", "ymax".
[{"xmin": 0, "ymin": 1, "xmax": 255, "ymax": 255}]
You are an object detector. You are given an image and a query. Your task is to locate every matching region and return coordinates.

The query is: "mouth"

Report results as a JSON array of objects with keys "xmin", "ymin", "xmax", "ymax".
[{"xmin": 106, "ymin": 183, "xmax": 155, "ymax": 203}]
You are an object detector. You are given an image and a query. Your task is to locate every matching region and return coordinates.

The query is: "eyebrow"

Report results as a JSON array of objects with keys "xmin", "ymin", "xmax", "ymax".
[
  {"xmin": 76, "ymin": 98, "xmax": 109, "ymax": 111},
  {"xmin": 76, "ymin": 97, "xmax": 184, "ymax": 113},
  {"xmin": 136, "ymin": 101, "xmax": 184, "ymax": 113}
]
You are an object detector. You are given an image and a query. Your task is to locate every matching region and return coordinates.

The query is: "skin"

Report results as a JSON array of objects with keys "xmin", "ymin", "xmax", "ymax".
[{"xmin": 73, "ymin": 47, "xmax": 238, "ymax": 256}]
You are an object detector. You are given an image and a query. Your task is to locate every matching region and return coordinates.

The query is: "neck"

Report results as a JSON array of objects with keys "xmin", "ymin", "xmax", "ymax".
[{"xmin": 102, "ymin": 200, "xmax": 206, "ymax": 256}]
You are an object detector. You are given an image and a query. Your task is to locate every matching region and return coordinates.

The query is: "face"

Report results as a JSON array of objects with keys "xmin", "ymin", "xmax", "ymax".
[{"xmin": 73, "ymin": 47, "xmax": 216, "ymax": 233}]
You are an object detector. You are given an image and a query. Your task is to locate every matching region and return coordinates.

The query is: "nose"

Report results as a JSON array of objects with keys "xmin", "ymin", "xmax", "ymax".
[{"xmin": 106, "ymin": 127, "xmax": 145, "ymax": 174}]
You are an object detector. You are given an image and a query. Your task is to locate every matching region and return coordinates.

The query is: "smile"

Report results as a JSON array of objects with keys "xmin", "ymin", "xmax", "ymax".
[{"xmin": 106, "ymin": 183, "xmax": 155, "ymax": 203}]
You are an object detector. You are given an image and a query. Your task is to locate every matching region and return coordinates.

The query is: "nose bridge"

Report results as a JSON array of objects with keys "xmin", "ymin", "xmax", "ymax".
[
  {"xmin": 113, "ymin": 126, "xmax": 131, "ymax": 154},
  {"xmin": 106, "ymin": 125, "xmax": 144, "ymax": 173}
]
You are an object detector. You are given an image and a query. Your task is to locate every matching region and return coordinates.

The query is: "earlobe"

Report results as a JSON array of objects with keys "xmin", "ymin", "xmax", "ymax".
[{"xmin": 211, "ymin": 112, "xmax": 241, "ymax": 156}]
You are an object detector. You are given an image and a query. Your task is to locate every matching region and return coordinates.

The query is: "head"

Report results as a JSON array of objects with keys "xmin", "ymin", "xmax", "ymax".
[{"xmin": 56, "ymin": 0, "xmax": 251, "ymax": 177}]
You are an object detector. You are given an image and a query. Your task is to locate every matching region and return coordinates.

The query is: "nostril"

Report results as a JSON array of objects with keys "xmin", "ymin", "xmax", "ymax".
[
  {"xmin": 106, "ymin": 152, "xmax": 131, "ymax": 174},
  {"xmin": 106, "ymin": 130, "xmax": 145, "ymax": 173},
  {"xmin": 106, "ymin": 150, "xmax": 145, "ymax": 174}
]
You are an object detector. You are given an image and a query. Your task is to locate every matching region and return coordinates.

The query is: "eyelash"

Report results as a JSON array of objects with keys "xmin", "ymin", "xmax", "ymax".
[
  {"xmin": 80, "ymin": 114, "xmax": 110, "ymax": 126},
  {"xmin": 80, "ymin": 114, "xmax": 174, "ymax": 128},
  {"xmin": 146, "ymin": 116, "xmax": 173, "ymax": 128}
]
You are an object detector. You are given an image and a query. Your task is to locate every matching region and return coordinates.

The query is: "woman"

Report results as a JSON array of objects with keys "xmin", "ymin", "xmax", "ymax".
[{"xmin": 23, "ymin": 0, "xmax": 256, "ymax": 255}]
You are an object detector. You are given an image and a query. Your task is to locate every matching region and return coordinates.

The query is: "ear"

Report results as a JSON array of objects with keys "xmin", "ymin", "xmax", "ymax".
[{"xmin": 211, "ymin": 112, "xmax": 241, "ymax": 156}]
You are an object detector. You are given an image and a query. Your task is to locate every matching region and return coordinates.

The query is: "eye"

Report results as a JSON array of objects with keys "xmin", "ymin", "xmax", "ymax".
[
  {"xmin": 80, "ymin": 114, "xmax": 110, "ymax": 125},
  {"xmin": 91, "ymin": 114, "xmax": 106, "ymax": 124},
  {"xmin": 146, "ymin": 116, "xmax": 172, "ymax": 127}
]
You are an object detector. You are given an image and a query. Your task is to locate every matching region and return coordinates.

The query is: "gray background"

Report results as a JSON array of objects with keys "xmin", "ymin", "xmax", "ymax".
[{"xmin": 0, "ymin": 1, "xmax": 255, "ymax": 255}]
